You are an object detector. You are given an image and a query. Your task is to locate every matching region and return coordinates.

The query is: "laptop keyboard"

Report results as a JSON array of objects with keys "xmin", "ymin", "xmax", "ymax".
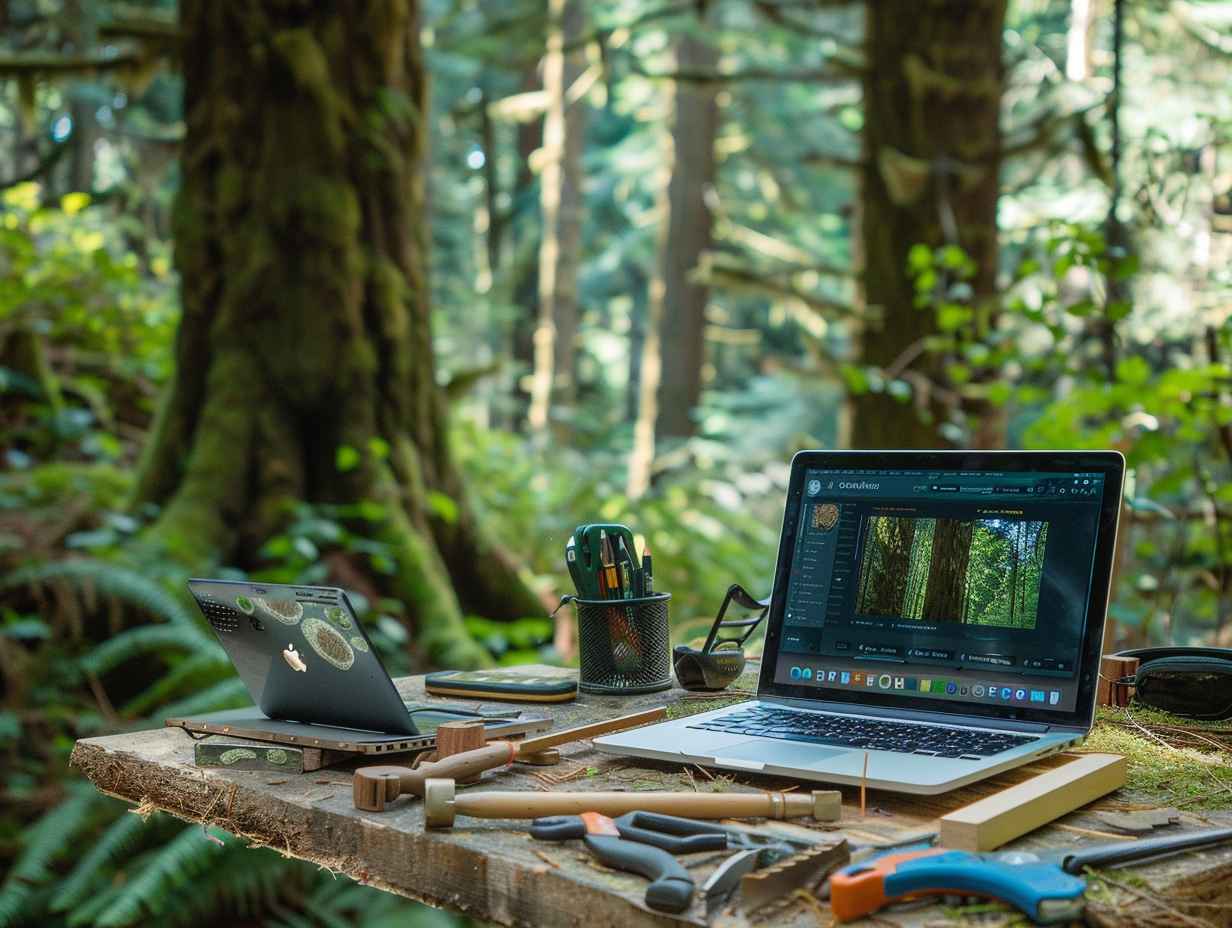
[{"xmin": 690, "ymin": 705, "xmax": 1038, "ymax": 759}]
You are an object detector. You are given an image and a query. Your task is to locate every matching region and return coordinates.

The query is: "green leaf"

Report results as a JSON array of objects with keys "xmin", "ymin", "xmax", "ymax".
[
  {"xmin": 1115, "ymin": 356, "xmax": 1151, "ymax": 386},
  {"xmin": 1065, "ymin": 299, "xmax": 1095, "ymax": 317},
  {"xmin": 937, "ymin": 304, "xmax": 973, "ymax": 331},
  {"xmin": 986, "ymin": 382, "xmax": 1013, "ymax": 406},
  {"xmin": 335, "ymin": 445, "xmax": 360, "ymax": 472},
  {"xmin": 946, "ymin": 363, "xmax": 971, "ymax": 385},
  {"xmin": 426, "ymin": 490, "xmax": 459, "ymax": 525},
  {"xmin": 938, "ymin": 244, "xmax": 967, "ymax": 269},
  {"xmin": 907, "ymin": 243, "xmax": 933, "ymax": 273},
  {"xmin": 367, "ymin": 436, "xmax": 391, "ymax": 460},
  {"xmin": 1107, "ymin": 300, "xmax": 1132, "ymax": 322},
  {"xmin": 61, "ymin": 192, "xmax": 90, "ymax": 215},
  {"xmin": 841, "ymin": 365, "xmax": 870, "ymax": 394}
]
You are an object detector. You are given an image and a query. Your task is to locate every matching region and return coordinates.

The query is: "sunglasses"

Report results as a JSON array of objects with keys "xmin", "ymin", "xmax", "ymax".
[{"xmin": 1116, "ymin": 648, "xmax": 1232, "ymax": 721}]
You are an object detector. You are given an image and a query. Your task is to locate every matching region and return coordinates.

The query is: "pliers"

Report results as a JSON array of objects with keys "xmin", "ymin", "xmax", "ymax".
[{"xmin": 530, "ymin": 811, "xmax": 731, "ymax": 913}]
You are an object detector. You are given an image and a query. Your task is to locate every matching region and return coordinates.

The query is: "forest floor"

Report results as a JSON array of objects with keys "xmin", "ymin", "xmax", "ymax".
[{"xmin": 1086, "ymin": 705, "xmax": 1232, "ymax": 809}]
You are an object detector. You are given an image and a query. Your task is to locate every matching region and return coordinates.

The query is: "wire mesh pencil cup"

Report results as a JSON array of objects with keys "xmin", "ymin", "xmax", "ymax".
[{"xmin": 571, "ymin": 592, "xmax": 672, "ymax": 694}]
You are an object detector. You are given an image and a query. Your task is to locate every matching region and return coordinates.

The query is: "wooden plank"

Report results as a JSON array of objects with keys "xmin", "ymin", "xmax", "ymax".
[{"xmin": 939, "ymin": 753, "xmax": 1127, "ymax": 851}]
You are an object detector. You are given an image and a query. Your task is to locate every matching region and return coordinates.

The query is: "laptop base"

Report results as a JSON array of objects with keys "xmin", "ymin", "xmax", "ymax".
[{"xmin": 166, "ymin": 707, "xmax": 551, "ymax": 755}]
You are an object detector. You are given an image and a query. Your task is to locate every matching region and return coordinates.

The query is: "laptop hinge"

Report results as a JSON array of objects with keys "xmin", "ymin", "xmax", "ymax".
[{"xmin": 758, "ymin": 694, "xmax": 1058, "ymax": 734}]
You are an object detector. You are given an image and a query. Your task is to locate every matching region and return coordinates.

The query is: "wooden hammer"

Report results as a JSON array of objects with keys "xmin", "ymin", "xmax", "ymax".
[
  {"xmin": 353, "ymin": 707, "xmax": 667, "ymax": 812},
  {"xmin": 354, "ymin": 742, "xmax": 516, "ymax": 811}
]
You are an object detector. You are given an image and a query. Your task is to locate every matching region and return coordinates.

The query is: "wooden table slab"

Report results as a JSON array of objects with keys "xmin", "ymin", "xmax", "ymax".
[{"xmin": 71, "ymin": 665, "xmax": 1232, "ymax": 927}]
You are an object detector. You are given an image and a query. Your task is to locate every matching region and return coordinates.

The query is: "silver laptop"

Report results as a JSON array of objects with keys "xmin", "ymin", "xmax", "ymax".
[{"xmin": 597, "ymin": 450, "xmax": 1125, "ymax": 794}]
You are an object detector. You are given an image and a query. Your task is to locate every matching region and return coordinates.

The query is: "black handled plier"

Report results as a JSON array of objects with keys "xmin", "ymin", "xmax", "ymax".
[{"xmin": 530, "ymin": 810, "xmax": 731, "ymax": 913}]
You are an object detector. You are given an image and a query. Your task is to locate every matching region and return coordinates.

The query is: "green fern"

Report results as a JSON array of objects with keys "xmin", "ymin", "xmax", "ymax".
[
  {"xmin": 1, "ymin": 559, "xmax": 199, "ymax": 629},
  {"xmin": 121, "ymin": 650, "xmax": 232, "ymax": 716},
  {"xmin": 65, "ymin": 882, "xmax": 123, "ymax": 928},
  {"xmin": 154, "ymin": 841, "xmax": 295, "ymax": 928},
  {"xmin": 51, "ymin": 809, "xmax": 147, "ymax": 912},
  {"xmin": 82, "ymin": 624, "xmax": 219, "ymax": 677},
  {"xmin": 0, "ymin": 786, "xmax": 100, "ymax": 927},
  {"xmin": 94, "ymin": 824, "xmax": 228, "ymax": 926},
  {"xmin": 157, "ymin": 677, "xmax": 250, "ymax": 717}
]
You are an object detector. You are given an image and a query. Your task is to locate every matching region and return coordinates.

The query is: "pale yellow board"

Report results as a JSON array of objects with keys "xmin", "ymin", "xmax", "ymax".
[{"xmin": 939, "ymin": 753, "xmax": 1127, "ymax": 851}]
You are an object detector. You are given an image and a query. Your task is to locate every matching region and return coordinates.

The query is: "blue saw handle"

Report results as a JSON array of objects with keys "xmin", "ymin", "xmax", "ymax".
[{"xmin": 883, "ymin": 851, "xmax": 1085, "ymax": 923}]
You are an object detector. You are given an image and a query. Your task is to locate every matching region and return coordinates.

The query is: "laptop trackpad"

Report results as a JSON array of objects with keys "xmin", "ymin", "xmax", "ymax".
[{"xmin": 714, "ymin": 740, "xmax": 847, "ymax": 770}]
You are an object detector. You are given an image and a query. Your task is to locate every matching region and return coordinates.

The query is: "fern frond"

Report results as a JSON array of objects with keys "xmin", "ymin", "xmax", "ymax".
[
  {"xmin": 82, "ymin": 624, "xmax": 219, "ymax": 676},
  {"xmin": 65, "ymin": 882, "xmax": 123, "ymax": 927},
  {"xmin": 157, "ymin": 677, "xmax": 249, "ymax": 718},
  {"xmin": 155, "ymin": 843, "xmax": 294, "ymax": 928},
  {"xmin": 0, "ymin": 785, "xmax": 100, "ymax": 927},
  {"xmin": 94, "ymin": 824, "xmax": 228, "ymax": 927},
  {"xmin": 120, "ymin": 650, "xmax": 232, "ymax": 716},
  {"xmin": 51, "ymin": 809, "xmax": 147, "ymax": 912},
  {"xmin": 2, "ymin": 558, "xmax": 199, "ymax": 629}
]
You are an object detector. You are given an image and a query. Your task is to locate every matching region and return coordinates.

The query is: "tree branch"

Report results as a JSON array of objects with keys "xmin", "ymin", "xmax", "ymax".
[
  {"xmin": 626, "ymin": 55, "xmax": 863, "ymax": 84},
  {"xmin": 696, "ymin": 259, "xmax": 860, "ymax": 319},
  {"xmin": 751, "ymin": 2, "xmax": 861, "ymax": 48},
  {"xmin": 0, "ymin": 51, "xmax": 143, "ymax": 77},
  {"xmin": 798, "ymin": 150, "xmax": 866, "ymax": 170},
  {"xmin": 98, "ymin": 16, "xmax": 182, "ymax": 45},
  {"xmin": 0, "ymin": 140, "xmax": 70, "ymax": 189}
]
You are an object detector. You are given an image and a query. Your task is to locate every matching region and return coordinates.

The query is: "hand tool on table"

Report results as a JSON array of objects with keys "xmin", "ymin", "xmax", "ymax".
[
  {"xmin": 353, "ymin": 707, "xmax": 667, "ymax": 811},
  {"xmin": 423, "ymin": 782, "xmax": 843, "ymax": 828},
  {"xmin": 531, "ymin": 811, "xmax": 730, "ymax": 913},
  {"xmin": 830, "ymin": 825, "xmax": 1232, "ymax": 924},
  {"xmin": 702, "ymin": 830, "xmax": 936, "ymax": 917},
  {"xmin": 673, "ymin": 583, "xmax": 770, "ymax": 692},
  {"xmin": 699, "ymin": 827, "xmax": 845, "ymax": 917}
]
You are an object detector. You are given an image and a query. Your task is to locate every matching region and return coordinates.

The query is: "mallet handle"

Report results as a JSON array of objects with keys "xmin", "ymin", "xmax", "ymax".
[{"xmin": 454, "ymin": 789, "xmax": 814, "ymax": 820}]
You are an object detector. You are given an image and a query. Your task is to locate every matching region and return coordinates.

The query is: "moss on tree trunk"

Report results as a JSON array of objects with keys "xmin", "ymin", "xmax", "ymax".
[
  {"xmin": 130, "ymin": 0, "xmax": 545, "ymax": 668},
  {"xmin": 854, "ymin": 0, "xmax": 1006, "ymax": 449}
]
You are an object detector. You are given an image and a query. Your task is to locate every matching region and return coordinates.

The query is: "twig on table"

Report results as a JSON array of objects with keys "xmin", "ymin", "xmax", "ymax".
[
  {"xmin": 531, "ymin": 848, "xmax": 559, "ymax": 868},
  {"xmin": 1088, "ymin": 870, "xmax": 1214, "ymax": 928},
  {"xmin": 1054, "ymin": 823, "xmax": 1136, "ymax": 841},
  {"xmin": 791, "ymin": 887, "xmax": 832, "ymax": 926},
  {"xmin": 860, "ymin": 752, "xmax": 869, "ymax": 817}
]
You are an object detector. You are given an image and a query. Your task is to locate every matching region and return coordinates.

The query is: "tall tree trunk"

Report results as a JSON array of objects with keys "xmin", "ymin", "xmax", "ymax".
[
  {"xmin": 625, "ymin": 262, "xmax": 648, "ymax": 423},
  {"xmin": 130, "ymin": 0, "xmax": 545, "ymax": 668},
  {"xmin": 628, "ymin": 25, "xmax": 718, "ymax": 496},
  {"xmin": 853, "ymin": 0, "xmax": 1006, "ymax": 449},
  {"xmin": 859, "ymin": 517, "xmax": 915, "ymax": 615},
  {"xmin": 923, "ymin": 518, "xmax": 973, "ymax": 622},
  {"xmin": 509, "ymin": 65, "xmax": 543, "ymax": 430},
  {"xmin": 654, "ymin": 30, "xmax": 718, "ymax": 441},
  {"xmin": 527, "ymin": 0, "xmax": 586, "ymax": 435}
]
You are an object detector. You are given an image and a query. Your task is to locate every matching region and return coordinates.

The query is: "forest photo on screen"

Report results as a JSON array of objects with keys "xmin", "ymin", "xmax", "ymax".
[{"xmin": 855, "ymin": 516, "xmax": 1050, "ymax": 628}]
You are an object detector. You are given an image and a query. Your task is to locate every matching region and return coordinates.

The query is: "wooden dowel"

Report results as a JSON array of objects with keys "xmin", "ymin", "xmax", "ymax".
[
  {"xmin": 514, "ymin": 707, "xmax": 666, "ymax": 757},
  {"xmin": 423, "ymin": 780, "xmax": 840, "ymax": 827}
]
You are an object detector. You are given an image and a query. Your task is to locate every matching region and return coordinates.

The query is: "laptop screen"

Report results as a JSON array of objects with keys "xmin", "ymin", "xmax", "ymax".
[{"xmin": 771, "ymin": 465, "xmax": 1109, "ymax": 715}]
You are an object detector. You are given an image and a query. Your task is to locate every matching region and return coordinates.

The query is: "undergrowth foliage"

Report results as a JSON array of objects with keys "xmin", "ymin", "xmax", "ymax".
[{"xmin": 0, "ymin": 546, "xmax": 457, "ymax": 927}]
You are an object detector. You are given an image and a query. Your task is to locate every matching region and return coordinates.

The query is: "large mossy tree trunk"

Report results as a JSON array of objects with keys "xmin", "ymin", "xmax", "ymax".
[
  {"xmin": 853, "ymin": 0, "xmax": 1006, "ymax": 449},
  {"xmin": 131, "ymin": 0, "xmax": 545, "ymax": 668}
]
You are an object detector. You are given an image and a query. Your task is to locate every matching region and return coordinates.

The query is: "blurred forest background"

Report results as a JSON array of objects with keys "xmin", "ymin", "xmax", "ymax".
[{"xmin": 1, "ymin": 0, "xmax": 1231, "ymax": 924}]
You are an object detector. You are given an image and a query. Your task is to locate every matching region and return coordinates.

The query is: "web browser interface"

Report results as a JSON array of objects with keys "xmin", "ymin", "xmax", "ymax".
[{"xmin": 773, "ymin": 468, "xmax": 1106, "ymax": 713}]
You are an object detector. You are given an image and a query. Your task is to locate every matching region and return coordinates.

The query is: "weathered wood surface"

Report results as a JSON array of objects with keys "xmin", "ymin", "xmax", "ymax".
[{"xmin": 72, "ymin": 665, "xmax": 1232, "ymax": 927}]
